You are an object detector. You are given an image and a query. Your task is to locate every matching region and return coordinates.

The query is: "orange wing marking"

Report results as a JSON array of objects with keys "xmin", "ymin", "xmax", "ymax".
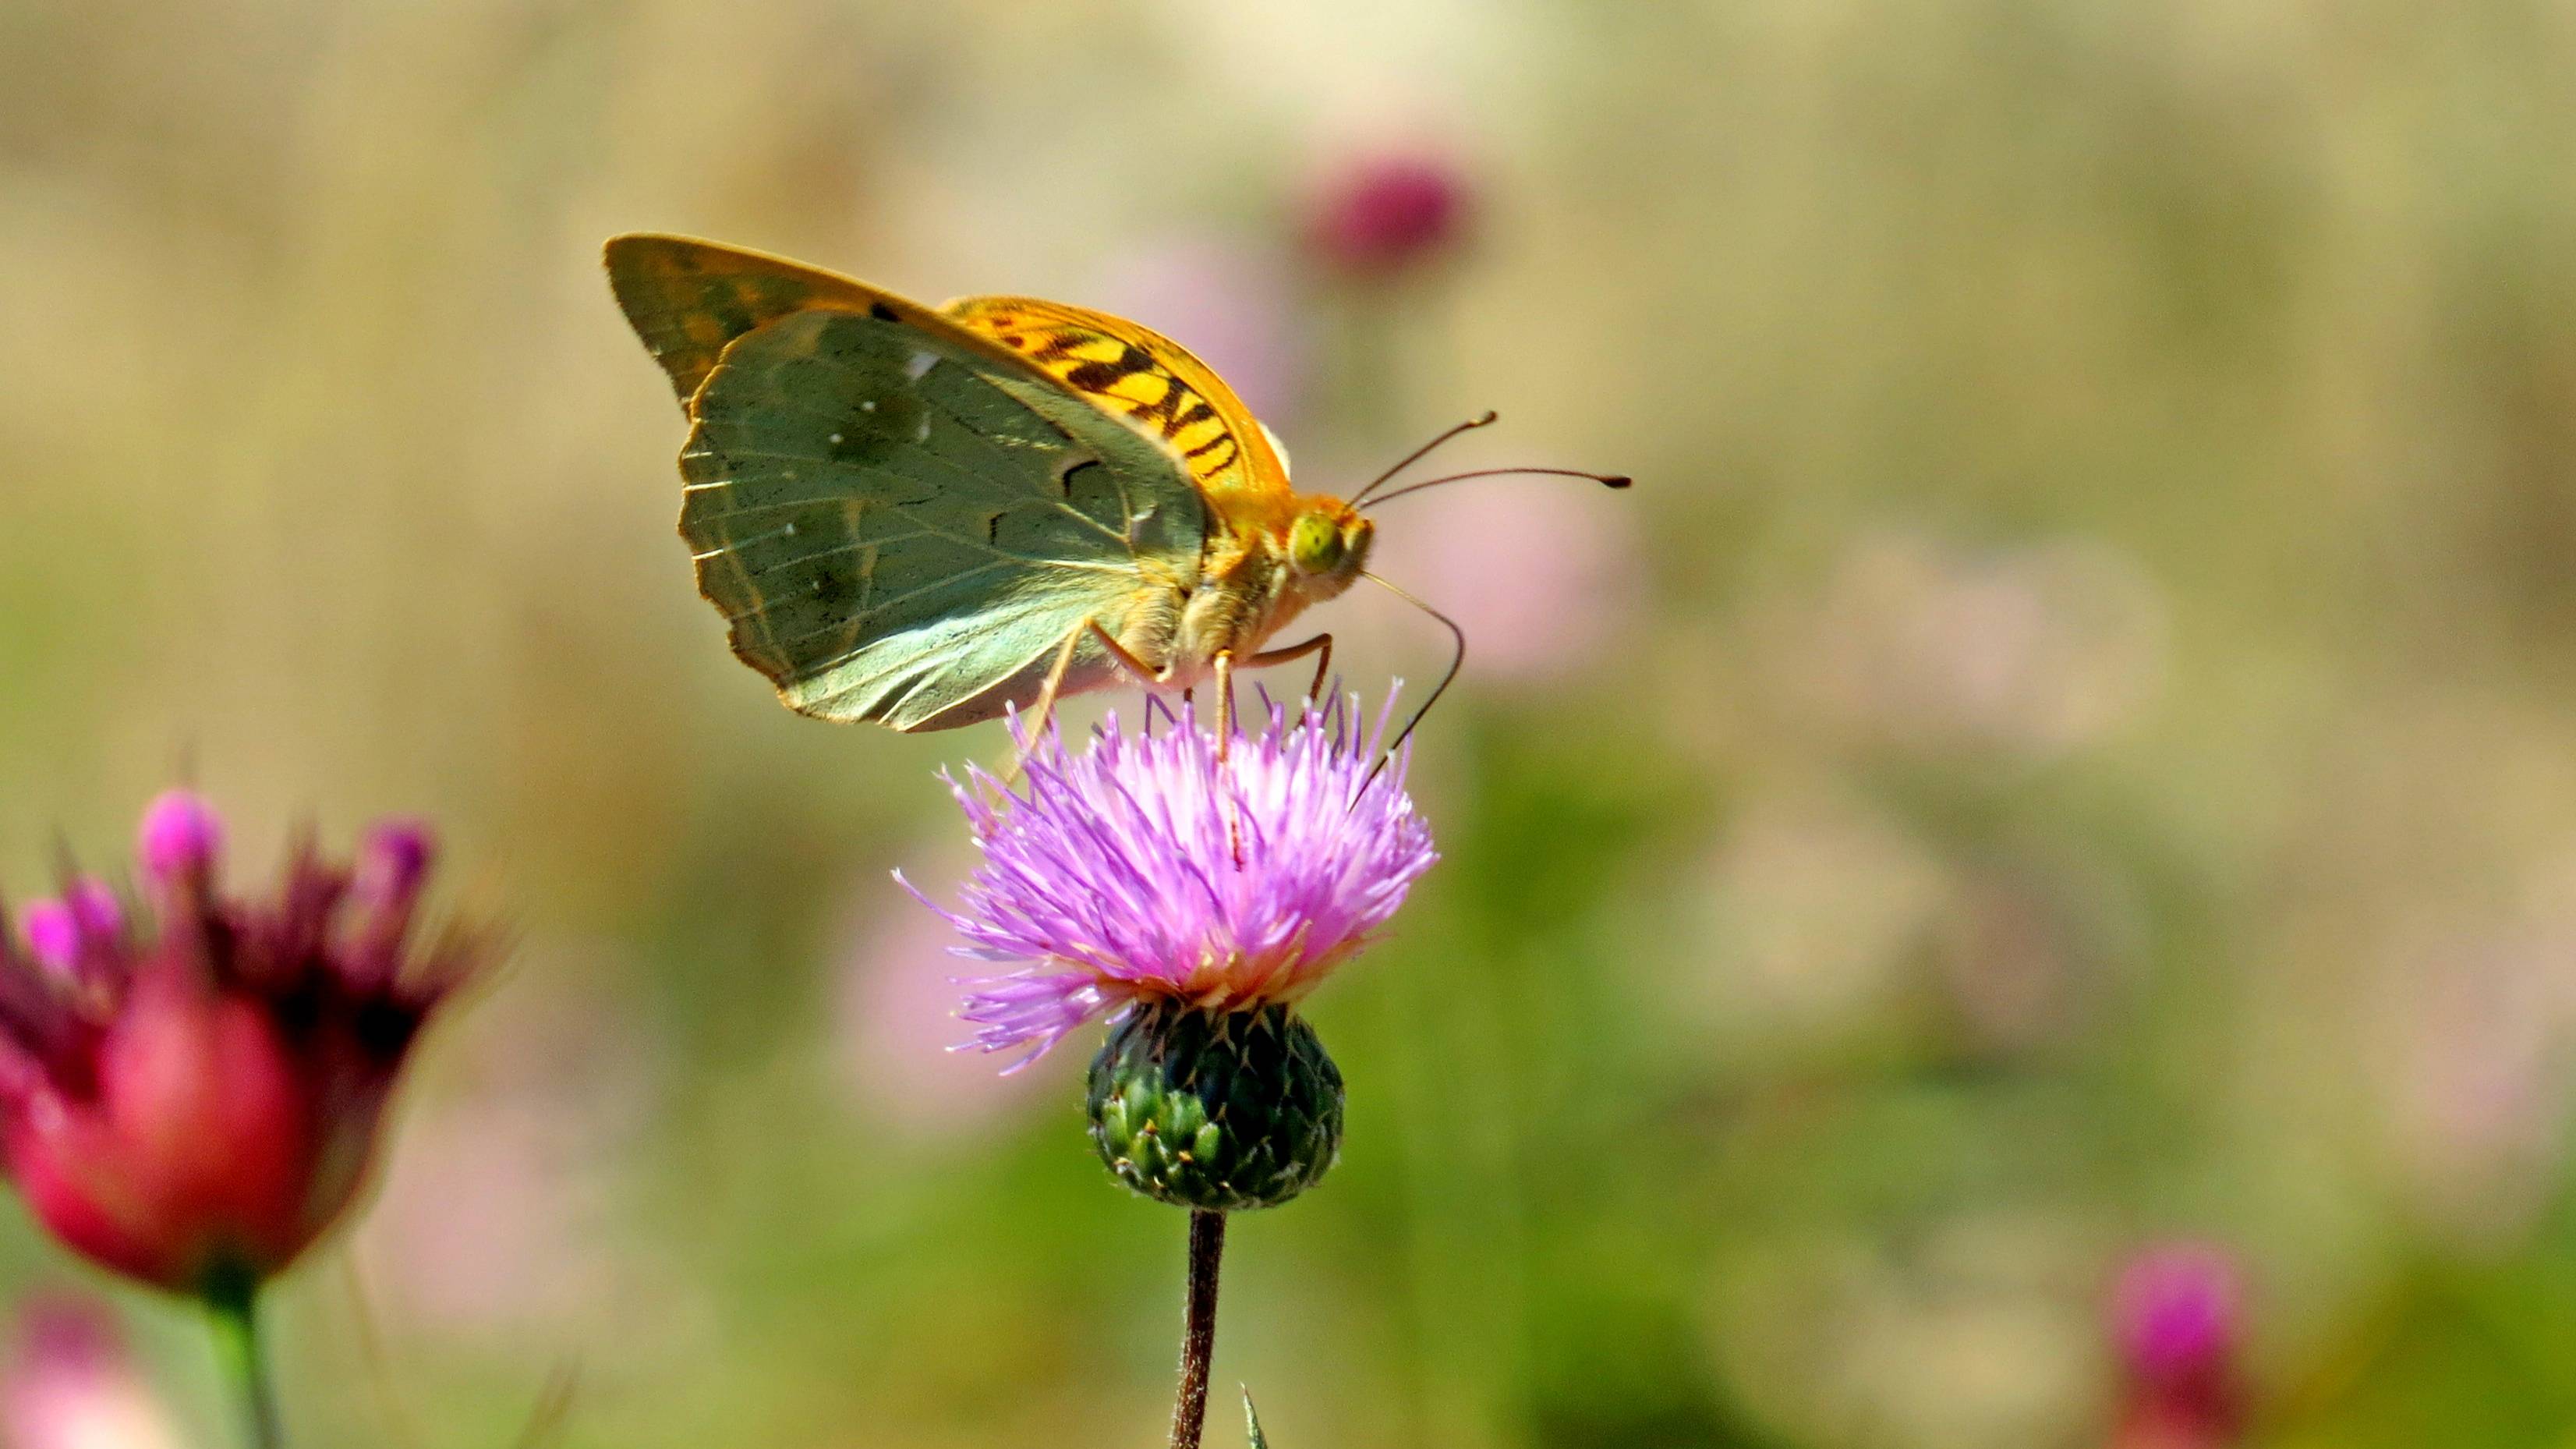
[{"xmin": 943, "ymin": 297, "xmax": 1288, "ymax": 500}]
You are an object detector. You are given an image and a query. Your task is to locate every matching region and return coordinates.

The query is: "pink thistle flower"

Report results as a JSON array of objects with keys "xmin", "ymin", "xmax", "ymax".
[
  {"xmin": 2, "ymin": 1297, "xmax": 183, "ymax": 1449},
  {"xmin": 0, "ymin": 791, "xmax": 487, "ymax": 1299},
  {"xmin": 2111, "ymin": 1243, "xmax": 2245, "ymax": 1448},
  {"xmin": 907, "ymin": 696, "xmax": 1438, "ymax": 1069},
  {"xmin": 1307, "ymin": 152, "xmax": 1470, "ymax": 278}
]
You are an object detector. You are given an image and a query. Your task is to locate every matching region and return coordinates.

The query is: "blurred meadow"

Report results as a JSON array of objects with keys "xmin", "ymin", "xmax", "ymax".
[{"xmin": 9, "ymin": 1, "xmax": 2576, "ymax": 1445}]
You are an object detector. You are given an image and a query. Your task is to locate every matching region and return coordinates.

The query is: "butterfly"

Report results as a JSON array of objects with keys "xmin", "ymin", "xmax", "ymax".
[{"xmin": 605, "ymin": 234, "xmax": 1625, "ymax": 743}]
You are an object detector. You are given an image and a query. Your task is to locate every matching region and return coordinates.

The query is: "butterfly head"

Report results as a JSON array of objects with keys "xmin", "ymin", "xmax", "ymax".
[{"xmin": 1286, "ymin": 505, "xmax": 1373, "ymax": 588}]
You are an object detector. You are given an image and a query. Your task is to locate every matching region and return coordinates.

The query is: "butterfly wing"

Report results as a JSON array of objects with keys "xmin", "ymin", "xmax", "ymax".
[
  {"xmin": 943, "ymin": 296, "xmax": 1297, "ymax": 508},
  {"xmin": 940, "ymin": 296, "xmax": 1335, "ymax": 662},
  {"xmin": 607, "ymin": 234, "xmax": 886, "ymax": 409},
  {"xmin": 607, "ymin": 236, "xmax": 1209, "ymax": 730}
]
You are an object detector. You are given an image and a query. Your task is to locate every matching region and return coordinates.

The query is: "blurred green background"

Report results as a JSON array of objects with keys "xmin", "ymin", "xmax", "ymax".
[{"xmin": 9, "ymin": 1, "xmax": 2576, "ymax": 1445}]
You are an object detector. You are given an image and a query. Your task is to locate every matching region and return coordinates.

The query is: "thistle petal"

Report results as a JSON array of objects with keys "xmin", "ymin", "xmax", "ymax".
[{"xmin": 918, "ymin": 694, "xmax": 1436, "ymax": 1065}]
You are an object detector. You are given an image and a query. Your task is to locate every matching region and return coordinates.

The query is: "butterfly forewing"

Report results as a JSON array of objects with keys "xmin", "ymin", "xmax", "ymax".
[
  {"xmin": 678, "ymin": 306, "xmax": 1205, "ymax": 729},
  {"xmin": 606, "ymin": 235, "xmax": 882, "ymax": 409}
]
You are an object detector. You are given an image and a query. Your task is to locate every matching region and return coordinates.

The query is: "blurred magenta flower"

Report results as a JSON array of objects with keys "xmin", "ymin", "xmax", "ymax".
[
  {"xmin": 0, "ymin": 790, "xmax": 483, "ymax": 1298},
  {"xmin": 2, "ymin": 1297, "xmax": 183, "ymax": 1449},
  {"xmin": 2111, "ymin": 1243, "xmax": 2245, "ymax": 1447},
  {"xmin": 906, "ymin": 696, "xmax": 1437, "ymax": 1068},
  {"xmin": 1307, "ymin": 152, "xmax": 1470, "ymax": 277}
]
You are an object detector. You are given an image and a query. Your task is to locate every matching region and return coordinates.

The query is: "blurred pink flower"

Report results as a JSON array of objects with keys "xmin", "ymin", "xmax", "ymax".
[
  {"xmin": 1307, "ymin": 153, "xmax": 1470, "ymax": 278},
  {"xmin": 1703, "ymin": 1217, "xmax": 2101, "ymax": 1447},
  {"xmin": 2110, "ymin": 1243, "xmax": 2244, "ymax": 1448},
  {"xmin": 2, "ymin": 1297, "xmax": 184, "ymax": 1449},
  {"xmin": 1093, "ymin": 232, "xmax": 1307, "ymax": 426},
  {"xmin": 837, "ymin": 868, "xmax": 1056, "ymax": 1139},
  {"xmin": 356, "ymin": 955, "xmax": 670, "ymax": 1342},
  {"xmin": 1778, "ymin": 533, "xmax": 2167, "ymax": 760},
  {"xmin": 1689, "ymin": 786, "xmax": 1949, "ymax": 1040},
  {"xmin": 2375, "ymin": 863, "xmax": 2576, "ymax": 1245},
  {"xmin": 1364, "ymin": 477, "xmax": 1639, "ymax": 685}
]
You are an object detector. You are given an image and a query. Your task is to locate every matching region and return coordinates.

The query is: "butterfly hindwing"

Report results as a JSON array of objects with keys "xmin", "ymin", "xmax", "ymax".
[
  {"xmin": 678, "ymin": 303, "xmax": 1207, "ymax": 729},
  {"xmin": 945, "ymin": 296, "xmax": 1294, "ymax": 504}
]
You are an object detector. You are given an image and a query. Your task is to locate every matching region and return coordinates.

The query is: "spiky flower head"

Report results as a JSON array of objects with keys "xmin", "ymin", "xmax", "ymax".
[
  {"xmin": 0, "ymin": 791, "xmax": 486, "ymax": 1298},
  {"xmin": 2112, "ymin": 1242, "xmax": 2245, "ymax": 1448},
  {"xmin": 908, "ymin": 694, "xmax": 1435, "ymax": 1211},
  {"xmin": 908, "ymin": 694, "xmax": 1437, "ymax": 1069}
]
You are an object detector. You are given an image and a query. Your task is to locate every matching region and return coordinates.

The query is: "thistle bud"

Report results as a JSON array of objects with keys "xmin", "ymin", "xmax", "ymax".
[{"xmin": 1087, "ymin": 1001, "xmax": 1344, "ymax": 1211}]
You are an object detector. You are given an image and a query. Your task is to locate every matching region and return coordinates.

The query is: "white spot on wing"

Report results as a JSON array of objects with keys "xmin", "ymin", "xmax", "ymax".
[{"xmin": 904, "ymin": 352, "xmax": 937, "ymax": 381}]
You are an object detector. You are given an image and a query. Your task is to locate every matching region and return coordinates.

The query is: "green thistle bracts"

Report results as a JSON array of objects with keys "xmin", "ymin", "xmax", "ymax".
[{"xmin": 1087, "ymin": 1001, "xmax": 1345, "ymax": 1210}]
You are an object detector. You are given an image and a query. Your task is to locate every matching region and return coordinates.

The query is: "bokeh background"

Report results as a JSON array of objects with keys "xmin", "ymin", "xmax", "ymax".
[{"xmin": 8, "ymin": 1, "xmax": 2576, "ymax": 1445}]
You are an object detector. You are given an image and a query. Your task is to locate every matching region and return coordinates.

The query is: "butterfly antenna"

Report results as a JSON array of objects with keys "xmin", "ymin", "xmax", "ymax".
[
  {"xmin": 1360, "ymin": 572, "xmax": 1467, "ymax": 794},
  {"xmin": 1350, "ymin": 410, "xmax": 1501, "ymax": 507},
  {"xmin": 1364, "ymin": 466, "xmax": 1631, "ymax": 508}
]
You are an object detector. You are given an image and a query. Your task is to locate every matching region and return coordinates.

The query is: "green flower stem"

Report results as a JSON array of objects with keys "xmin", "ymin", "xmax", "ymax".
[
  {"xmin": 1170, "ymin": 1209, "xmax": 1228, "ymax": 1449},
  {"xmin": 207, "ymin": 1281, "xmax": 284, "ymax": 1449}
]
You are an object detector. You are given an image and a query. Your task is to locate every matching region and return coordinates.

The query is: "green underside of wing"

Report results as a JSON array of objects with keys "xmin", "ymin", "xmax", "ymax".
[{"xmin": 680, "ymin": 307, "xmax": 1205, "ymax": 730}]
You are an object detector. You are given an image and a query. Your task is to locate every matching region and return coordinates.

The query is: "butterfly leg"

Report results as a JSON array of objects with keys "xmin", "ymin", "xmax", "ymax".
[
  {"xmin": 1014, "ymin": 625, "xmax": 1088, "ymax": 773},
  {"xmin": 1085, "ymin": 619, "xmax": 1163, "ymax": 685},
  {"xmin": 1213, "ymin": 651, "xmax": 1237, "ymax": 760},
  {"xmin": 1011, "ymin": 618, "xmax": 1167, "ymax": 781},
  {"xmin": 1242, "ymin": 633, "xmax": 1334, "ymax": 709},
  {"xmin": 1213, "ymin": 649, "xmax": 1242, "ymax": 863}
]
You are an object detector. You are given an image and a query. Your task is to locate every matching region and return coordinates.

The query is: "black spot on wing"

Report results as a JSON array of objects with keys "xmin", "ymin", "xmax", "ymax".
[
  {"xmin": 1056, "ymin": 457, "xmax": 1101, "ymax": 498},
  {"xmin": 1063, "ymin": 359, "xmax": 1128, "ymax": 394},
  {"xmin": 707, "ymin": 292, "xmax": 757, "ymax": 340},
  {"xmin": 809, "ymin": 565, "xmax": 865, "ymax": 613},
  {"xmin": 1162, "ymin": 399, "xmax": 1215, "ymax": 441},
  {"xmin": 823, "ymin": 388, "xmax": 928, "ymax": 466}
]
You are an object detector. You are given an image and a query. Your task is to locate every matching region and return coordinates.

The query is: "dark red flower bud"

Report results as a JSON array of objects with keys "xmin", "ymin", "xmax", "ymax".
[
  {"xmin": 1307, "ymin": 153, "xmax": 1470, "ymax": 278},
  {"xmin": 2111, "ymin": 1243, "xmax": 2246, "ymax": 1448},
  {"xmin": 0, "ymin": 794, "xmax": 488, "ymax": 1300}
]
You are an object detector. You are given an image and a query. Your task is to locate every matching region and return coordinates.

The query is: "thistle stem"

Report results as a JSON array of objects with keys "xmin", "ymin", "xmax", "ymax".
[
  {"xmin": 208, "ymin": 1281, "xmax": 285, "ymax": 1449},
  {"xmin": 1171, "ymin": 1209, "xmax": 1228, "ymax": 1449}
]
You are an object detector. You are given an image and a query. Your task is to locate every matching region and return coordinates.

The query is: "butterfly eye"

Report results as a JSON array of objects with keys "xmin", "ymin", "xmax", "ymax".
[{"xmin": 1289, "ymin": 513, "xmax": 1346, "ymax": 575}]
